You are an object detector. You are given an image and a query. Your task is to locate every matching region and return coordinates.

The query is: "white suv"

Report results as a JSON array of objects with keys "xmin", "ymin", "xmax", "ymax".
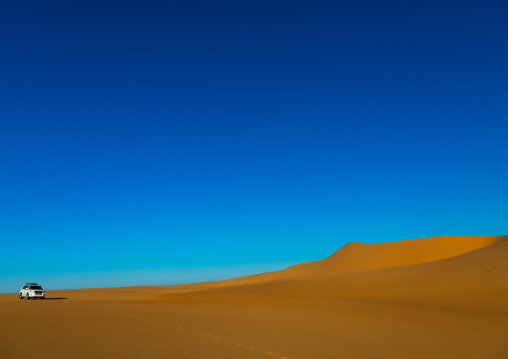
[{"xmin": 19, "ymin": 283, "xmax": 46, "ymax": 300}]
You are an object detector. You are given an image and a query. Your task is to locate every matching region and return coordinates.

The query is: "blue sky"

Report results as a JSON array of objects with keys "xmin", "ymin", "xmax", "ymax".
[{"xmin": 1, "ymin": 0, "xmax": 507, "ymax": 292}]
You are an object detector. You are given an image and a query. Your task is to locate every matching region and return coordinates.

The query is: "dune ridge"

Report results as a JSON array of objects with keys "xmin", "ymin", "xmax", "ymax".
[
  {"xmin": 319, "ymin": 234, "xmax": 508, "ymax": 271},
  {"xmin": 207, "ymin": 234, "xmax": 508, "ymax": 288}
]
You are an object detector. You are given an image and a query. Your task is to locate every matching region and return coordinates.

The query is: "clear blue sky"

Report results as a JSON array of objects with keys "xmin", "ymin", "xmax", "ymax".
[{"xmin": 1, "ymin": 0, "xmax": 507, "ymax": 292}]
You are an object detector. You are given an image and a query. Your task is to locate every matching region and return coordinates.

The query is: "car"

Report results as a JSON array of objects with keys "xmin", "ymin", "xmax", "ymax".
[{"xmin": 19, "ymin": 283, "xmax": 46, "ymax": 300}]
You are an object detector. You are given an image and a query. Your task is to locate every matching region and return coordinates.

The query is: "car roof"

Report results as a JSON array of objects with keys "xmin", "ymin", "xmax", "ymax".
[{"xmin": 25, "ymin": 283, "xmax": 40, "ymax": 285}]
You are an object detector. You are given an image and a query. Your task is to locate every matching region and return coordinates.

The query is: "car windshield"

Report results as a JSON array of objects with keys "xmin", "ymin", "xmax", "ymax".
[{"xmin": 29, "ymin": 286, "xmax": 42, "ymax": 290}]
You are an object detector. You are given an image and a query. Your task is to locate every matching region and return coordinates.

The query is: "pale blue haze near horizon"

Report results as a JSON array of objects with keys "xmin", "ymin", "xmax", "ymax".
[{"xmin": 1, "ymin": 0, "xmax": 507, "ymax": 293}]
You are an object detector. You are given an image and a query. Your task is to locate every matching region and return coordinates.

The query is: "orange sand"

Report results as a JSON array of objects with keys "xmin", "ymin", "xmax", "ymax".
[{"xmin": 1, "ymin": 235, "xmax": 507, "ymax": 358}]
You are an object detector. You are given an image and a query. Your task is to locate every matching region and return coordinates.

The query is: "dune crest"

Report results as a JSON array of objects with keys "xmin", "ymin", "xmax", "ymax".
[
  {"xmin": 319, "ymin": 235, "xmax": 508, "ymax": 272},
  {"xmin": 168, "ymin": 234, "xmax": 508, "ymax": 294},
  {"xmin": 214, "ymin": 235, "xmax": 508, "ymax": 288}
]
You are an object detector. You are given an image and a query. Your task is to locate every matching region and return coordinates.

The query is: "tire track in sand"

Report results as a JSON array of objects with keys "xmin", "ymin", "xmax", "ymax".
[{"xmin": 115, "ymin": 309, "xmax": 294, "ymax": 359}]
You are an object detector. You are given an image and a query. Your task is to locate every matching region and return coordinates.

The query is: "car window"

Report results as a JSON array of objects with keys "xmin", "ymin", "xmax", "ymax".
[
  {"xmin": 23, "ymin": 286, "xmax": 28, "ymax": 289},
  {"xmin": 29, "ymin": 286, "xmax": 42, "ymax": 290}
]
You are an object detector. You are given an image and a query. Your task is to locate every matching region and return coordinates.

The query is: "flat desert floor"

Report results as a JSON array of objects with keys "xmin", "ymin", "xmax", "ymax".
[{"xmin": 1, "ymin": 235, "xmax": 507, "ymax": 359}]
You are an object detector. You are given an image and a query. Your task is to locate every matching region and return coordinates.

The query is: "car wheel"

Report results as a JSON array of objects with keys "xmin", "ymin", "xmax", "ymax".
[
  {"xmin": 26, "ymin": 293, "xmax": 30, "ymax": 300},
  {"xmin": 19, "ymin": 293, "xmax": 23, "ymax": 299}
]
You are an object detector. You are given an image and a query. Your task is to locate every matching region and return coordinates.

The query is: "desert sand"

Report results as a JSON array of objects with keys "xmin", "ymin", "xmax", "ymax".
[{"xmin": 1, "ymin": 235, "xmax": 507, "ymax": 359}]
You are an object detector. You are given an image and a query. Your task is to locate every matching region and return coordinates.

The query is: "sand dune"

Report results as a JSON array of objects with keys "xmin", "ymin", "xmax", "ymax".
[
  {"xmin": 1, "ymin": 235, "xmax": 507, "ymax": 359},
  {"xmin": 200, "ymin": 234, "xmax": 508, "ymax": 286},
  {"xmin": 319, "ymin": 234, "xmax": 508, "ymax": 271}
]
